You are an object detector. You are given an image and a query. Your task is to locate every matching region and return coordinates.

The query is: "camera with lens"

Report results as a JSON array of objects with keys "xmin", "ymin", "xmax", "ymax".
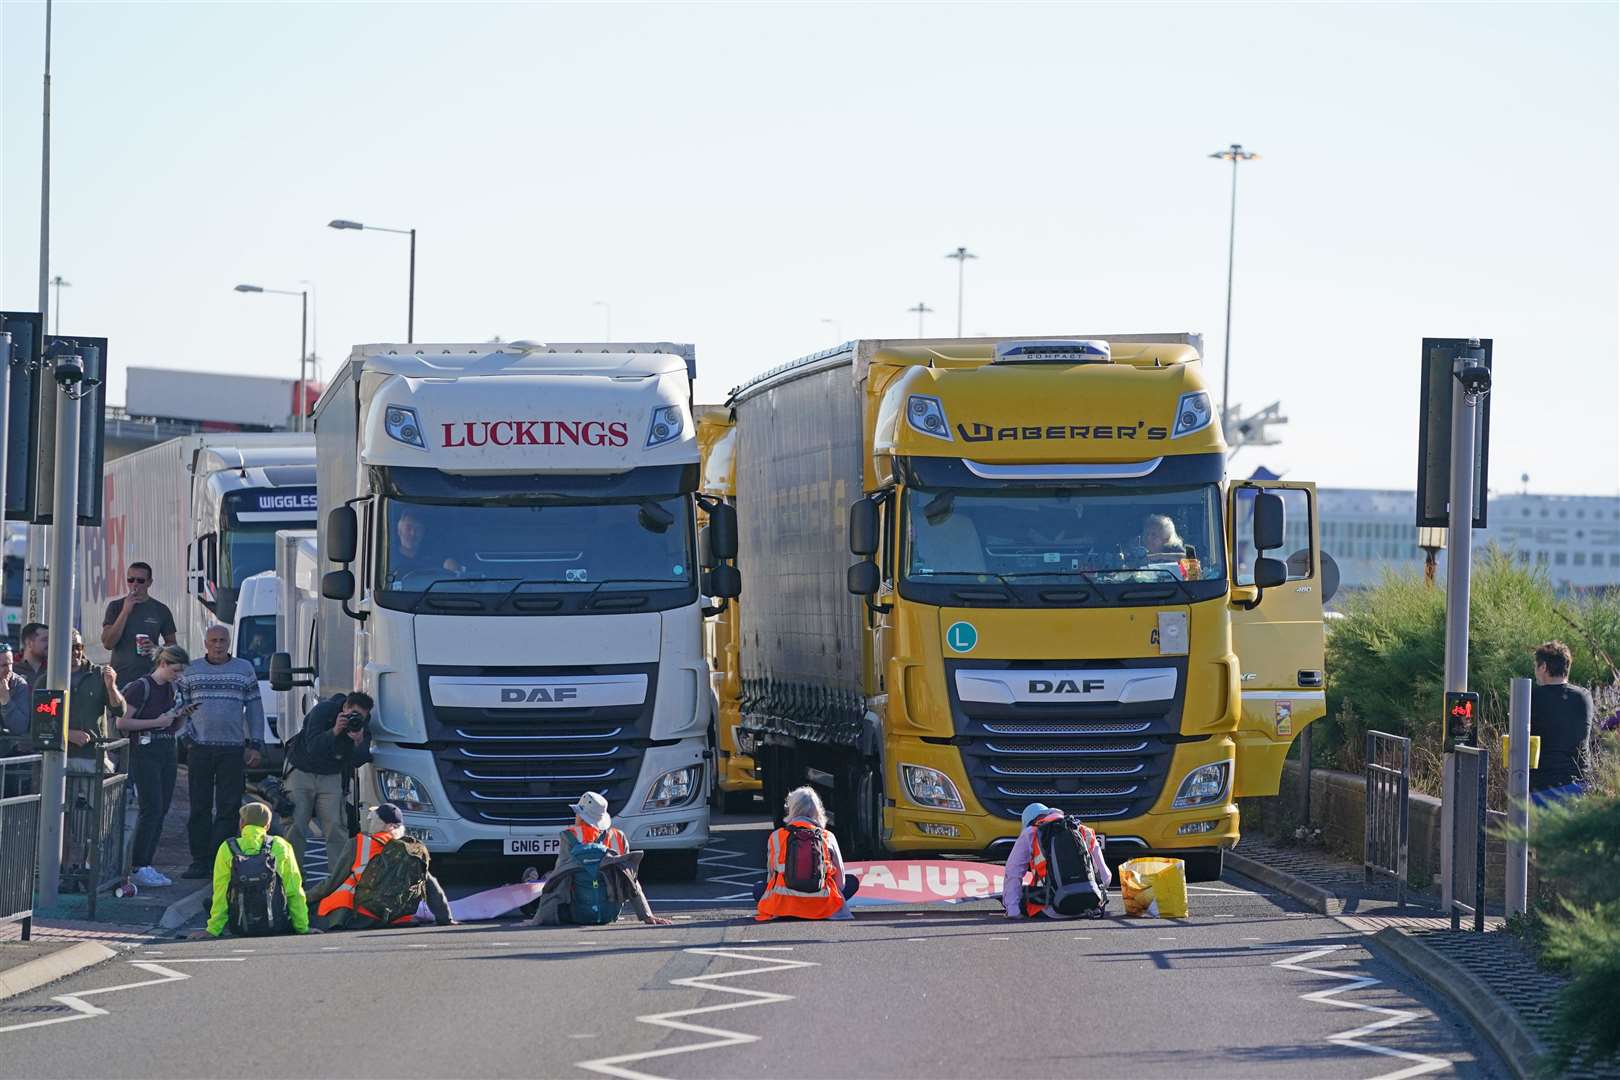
[
  {"xmin": 338, "ymin": 709, "xmax": 370, "ymax": 734},
  {"xmin": 52, "ymin": 353, "xmax": 85, "ymax": 387},
  {"xmin": 258, "ymin": 775, "xmax": 296, "ymax": 819},
  {"xmin": 1454, "ymin": 362, "xmax": 1491, "ymax": 396}
]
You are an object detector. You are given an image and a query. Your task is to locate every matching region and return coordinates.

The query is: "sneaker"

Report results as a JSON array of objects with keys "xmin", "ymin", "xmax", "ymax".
[
  {"xmin": 181, "ymin": 863, "xmax": 210, "ymax": 880},
  {"xmin": 133, "ymin": 866, "xmax": 172, "ymax": 888}
]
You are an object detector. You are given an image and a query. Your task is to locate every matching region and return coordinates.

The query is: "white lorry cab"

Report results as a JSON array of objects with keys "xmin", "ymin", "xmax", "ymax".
[
  {"xmin": 232, "ymin": 570, "xmax": 283, "ymax": 751},
  {"xmin": 277, "ymin": 342, "xmax": 738, "ymax": 876}
]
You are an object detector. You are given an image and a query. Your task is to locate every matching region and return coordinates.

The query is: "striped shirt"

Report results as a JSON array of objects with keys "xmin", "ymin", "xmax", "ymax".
[{"xmin": 178, "ymin": 656, "xmax": 263, "ymax": 746}]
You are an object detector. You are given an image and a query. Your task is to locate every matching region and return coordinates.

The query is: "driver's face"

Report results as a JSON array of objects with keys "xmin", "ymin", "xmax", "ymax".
[{"xmin": 397, "ymin": 514, "xmax": 424, "ymax": 552}]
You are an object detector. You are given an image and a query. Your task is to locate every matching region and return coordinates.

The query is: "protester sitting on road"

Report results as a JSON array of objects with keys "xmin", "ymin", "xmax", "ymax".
[
  {"xmin": 528, "ymin": 791, "xmax": 671, "ymax": 926},
  {"xmin": 14, "ymin": 623, "xmax": 48, "ymax": 686},
  {"xmin": 1531, "ymin": 639, "xmax": 1594, "ymax": 806},
  {"xmin": 309, "ymin": 803, "xmax": 455, "ymax": 930},
  {"xmin": 754, "ymin": 786, "xmax": 859, "ymax": 921},
  {"xmin": 116, "ymin": 645, "xmax": 199, "ymax": 889},
  {"xmin": 283, "ymin": 691, "xmax": 374, "ymax": 870},
  {"xmin": 1002, "ymin": 802, "xmax": 1111, "ymax": 919},
  {"xmin": 199, "ymin": 801, "xmax": 309, "ymax": 938}
]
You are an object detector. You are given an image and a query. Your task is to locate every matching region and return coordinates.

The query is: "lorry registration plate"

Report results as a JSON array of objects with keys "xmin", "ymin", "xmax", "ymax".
[{"xmin": 504, "ymin": 837, "xmax": 561, "ymax": 857}]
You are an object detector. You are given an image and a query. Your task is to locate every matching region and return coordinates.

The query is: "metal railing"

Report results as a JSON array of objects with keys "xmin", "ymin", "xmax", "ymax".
[
  {"xmin": 1364, "ymin": 730, "xmax": 1410, "ymax": 908},
  {"xmin": 62, "ymin": 739, "xmax": 131, "ymax": 919},
  {"xmin": 1451, "ymin": 744, "xmax": 1488, "ymax": 931},
  {"xmin": 0, "ymin": 754, "xmax": 43, "ymax": 940}
]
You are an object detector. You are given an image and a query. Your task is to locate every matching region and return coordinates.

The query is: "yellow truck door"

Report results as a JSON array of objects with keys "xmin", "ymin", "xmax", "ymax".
[{"xmin": 1229, "ymin": 481, "xmax": 1326, "ymax": 798}]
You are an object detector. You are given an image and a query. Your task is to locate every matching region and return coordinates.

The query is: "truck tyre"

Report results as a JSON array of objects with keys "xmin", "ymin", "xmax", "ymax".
[
  {"xmin": 1182, "ymin": 850, "xmax": 1224, "ymax": 883},
  {"xmin": 837, "ymin": 759, "xmax": 883, "ymax": 859}
]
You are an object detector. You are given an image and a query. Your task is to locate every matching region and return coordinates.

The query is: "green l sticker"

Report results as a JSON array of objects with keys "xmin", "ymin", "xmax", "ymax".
[{"xmin": 946, "ymin": 621, "xmax": 978, "ymax": 653}]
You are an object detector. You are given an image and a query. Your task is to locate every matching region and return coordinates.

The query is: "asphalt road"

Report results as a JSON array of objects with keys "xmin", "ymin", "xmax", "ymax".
[{"xmin": 0, "ymin": 815, "xmax": 1504, "ymax": 1080}]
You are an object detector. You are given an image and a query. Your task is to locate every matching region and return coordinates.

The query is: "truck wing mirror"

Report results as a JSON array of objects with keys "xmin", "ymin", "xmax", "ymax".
[
  {"xmin": 1254, "ymin": 556, "xmax": 1287, "ymax": 589},
  {"xmin": 849, "ymin": 499, "xmax": 879, "ymax": 557},
  {"xmin": 708, "ymin": 503, "xmax": 738, "ymax": 561},
  {"xmin": 268, "ymin": 652, "xmax": 293, "ymax": 692},
  {"xmin": 698, "ymin": 524, "xmax": 715, "ymax": 571},
  {"xmin": 1252, "ymin": 491, "xmax": 1285, "ymax": 552},
  {"xmin": 709, "ymin": 564, "xmax": 741, "ymax": 599},
  {"xmin": 321, "ymin": 569, "xmax": 355, "ymax": 601},
  {"xmin": 847, "ymin": 560, "xmax": 880, "ymax": 596},
  {"xmin": 327, "ymin": 506, "xmax": 358, "ymax": 564}
]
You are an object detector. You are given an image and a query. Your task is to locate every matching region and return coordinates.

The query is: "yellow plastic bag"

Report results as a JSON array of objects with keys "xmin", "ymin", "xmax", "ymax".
[{"xmin": 1119, "ymin": 857, "xmax": 1189, "ymax": 918}]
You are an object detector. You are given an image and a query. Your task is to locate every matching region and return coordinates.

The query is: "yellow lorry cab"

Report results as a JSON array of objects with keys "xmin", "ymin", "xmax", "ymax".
[
  {"xmin": 728, "ymin": 335, "xmax": 1326, "ymax": 880},
  {"xmin": 696, "ymin": 407, "xmax": 760, "ymax": 813}
]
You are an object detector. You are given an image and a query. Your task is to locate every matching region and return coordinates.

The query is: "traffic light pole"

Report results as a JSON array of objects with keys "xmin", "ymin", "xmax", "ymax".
[
  {"xmin": 1438, "ymin": 349, "xmax": 1480, "ymax": 910},
  {"xmin": 34, "ymin": 354, "xmax": 81, "ymax": 907}
]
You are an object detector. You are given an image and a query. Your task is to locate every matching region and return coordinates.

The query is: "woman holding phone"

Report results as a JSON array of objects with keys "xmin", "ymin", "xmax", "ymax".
[{"xmin": 117, "ymin": 645, "xmax": 198, "ymax": 888}]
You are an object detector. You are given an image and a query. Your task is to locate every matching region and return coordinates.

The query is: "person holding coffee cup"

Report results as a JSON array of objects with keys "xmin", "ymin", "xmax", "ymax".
[{"xmin": 101, "ymin": 561, "xmax": 178, "ymax": 686}]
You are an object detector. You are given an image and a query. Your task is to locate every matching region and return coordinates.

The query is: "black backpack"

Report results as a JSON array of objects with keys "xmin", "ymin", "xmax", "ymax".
[
  {"xmin": 226, "ymin": 837, "xmax": 290, "ymax": 936},
  {"xmin": 1026, "ymin": 814, "xmax": 1108, "ymax": 918},
  {"xmin": 353, "ymin": 836, "xmax": 431, "ymax": 923},
  {"xmin": 781, "ymin": 825, "xmax": 827, "ymax": 894}
]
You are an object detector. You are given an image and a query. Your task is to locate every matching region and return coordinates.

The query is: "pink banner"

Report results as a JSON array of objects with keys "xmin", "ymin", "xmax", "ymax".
[{"xmin": 844, "ymin": 860, "xmax": 1011, "ymax": 906}]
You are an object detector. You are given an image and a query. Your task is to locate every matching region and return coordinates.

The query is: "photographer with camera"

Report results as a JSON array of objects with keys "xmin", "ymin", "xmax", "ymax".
[{"xmin": 282, "ymin": 692, "xmax": 374, "ymax": 870}]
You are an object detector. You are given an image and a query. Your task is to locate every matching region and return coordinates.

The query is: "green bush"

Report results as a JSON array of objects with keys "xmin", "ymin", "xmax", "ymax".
[{"xmin": 1320, "ymin": 548, "xmax": 1620, "ymax": 793}]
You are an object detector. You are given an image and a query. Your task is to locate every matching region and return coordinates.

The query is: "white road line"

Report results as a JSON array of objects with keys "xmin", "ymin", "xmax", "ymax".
[
  {"xmin": 1272, "ymin": 945, "xmax": 1450, "ymax": 1080},
  {"xmin": 0, "ymin": 959, "xmax": 242, "ymax": 1036},
  {"xmin": 697, "ymin": 839, "xmax": 764, "ymax": 894},
  {"xmin": 576, "ymin": 947, "xmax": 817, "ymax": 1080},
  {"xmin": 906, "ymin": 937, "xmax": 928, "ymax": 942}
]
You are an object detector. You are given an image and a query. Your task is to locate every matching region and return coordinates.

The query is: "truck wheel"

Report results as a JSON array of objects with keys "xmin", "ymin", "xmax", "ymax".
[
  {"xmin": 839, "ymin": 760, "xmax": 883, "ymax": 859},
  {"xmin": 1181, "ymin": 850, "xmax": 1224, "ymax": 883}
]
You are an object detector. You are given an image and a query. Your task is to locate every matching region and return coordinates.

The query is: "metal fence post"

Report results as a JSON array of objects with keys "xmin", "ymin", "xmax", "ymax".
[{"xmin": 1506, "ymin": 677, "xmax": 1532, "ymax": 917}]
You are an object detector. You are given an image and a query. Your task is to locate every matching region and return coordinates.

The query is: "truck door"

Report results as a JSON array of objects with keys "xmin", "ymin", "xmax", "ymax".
[{"xmin": 1229, "ymin": 481, "xmax": 1326, "ymax": 798}]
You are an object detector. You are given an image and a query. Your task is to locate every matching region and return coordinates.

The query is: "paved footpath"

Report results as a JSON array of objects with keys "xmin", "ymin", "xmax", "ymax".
[{"xmin": 0, "ymin": 819, "xmax": 1506, "ymax": 1079}]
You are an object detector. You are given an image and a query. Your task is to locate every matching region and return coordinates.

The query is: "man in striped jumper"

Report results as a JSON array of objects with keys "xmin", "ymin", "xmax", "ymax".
[{"xmin": 179, "ymin": 624, "xmax": 266, "ymax": 879}]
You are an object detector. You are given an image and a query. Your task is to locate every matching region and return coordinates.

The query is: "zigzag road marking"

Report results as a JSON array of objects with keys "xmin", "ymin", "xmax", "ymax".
[
  {"xmin": 0, "ymin": 958, "xmax": 245, "ymax": 1036},
  {"xmin": 1272, "ymin": 945, "xmax": 1450, "ymax": 1080},
  {"xmin": 696, "ymin": 838, "xmax": 763, "ymax": 901},
  {"xmin": 576, "ymin": 947, "xmax": 816, "ymax": 1080}
]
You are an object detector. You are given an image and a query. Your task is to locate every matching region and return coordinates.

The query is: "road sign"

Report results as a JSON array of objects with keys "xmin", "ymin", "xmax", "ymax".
[
  {"xmin": 29, "ymin": 687, "xmax": 65, "ymax": 750},
  {"xmin": 1417, "ymin": 338, "xmax": 1491, "ymax": 529},
  {"xmin": 946, "ymin": 621, "xmax": 977, "ymax": 653},
  {"xmin": 31, "ymin": 336, "xmax": 108, "ymax": 526},
  {"xmin": 0, "ymin": 312, "xmax": 45, "ymax": 523},
  {"xmin": 1444, "ymin": 690, "xmax": 1479, "ymax": 751}
]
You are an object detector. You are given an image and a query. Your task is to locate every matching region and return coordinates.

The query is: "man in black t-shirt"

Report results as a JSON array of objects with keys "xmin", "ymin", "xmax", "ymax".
[
  {"xmin": 1529, "ymin": 639, "xmax": 1593, "ymax": 805},
  {"xmin": 101, "ymin": 561, "xmax": 178, "ymax": 685}
]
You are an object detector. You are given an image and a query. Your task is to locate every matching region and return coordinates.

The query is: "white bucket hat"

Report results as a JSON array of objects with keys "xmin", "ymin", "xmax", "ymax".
[{"xmin": 570, "ymin": 791, "xmax": 611, "ymax": 831}]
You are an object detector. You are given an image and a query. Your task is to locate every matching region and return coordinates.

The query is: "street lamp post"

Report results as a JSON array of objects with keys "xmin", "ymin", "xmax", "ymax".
[
  {"xmin": 234, "ymin": 284, "xmax": 310, "ymax": 432},
  {"xmin": 49, "ymin": 276, "xmax": 70, "ymax": 334},
  {"xmin": 328, "ymin": 218, "xmax": 416, "ymax": 342},
  {"xmin": 944, "ymin": 247, "xmax": 977, "ymax": 337},
  {"xmin": 1209, "ymin": 143, "xmax": 1259, "ymax": 432},
  {"xmin": 907, "ymin": 302, "xmax": 934, "ymax": 337}
]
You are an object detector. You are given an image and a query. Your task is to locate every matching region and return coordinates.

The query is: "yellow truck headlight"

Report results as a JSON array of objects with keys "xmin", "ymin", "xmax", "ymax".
[
  {"xmin": 901, "ymin": 764, "xmax": 964, "ymax": 811},
  {"xmin": 1171, "ymin": 761, "xmax": 1230, "ymax": 809}
]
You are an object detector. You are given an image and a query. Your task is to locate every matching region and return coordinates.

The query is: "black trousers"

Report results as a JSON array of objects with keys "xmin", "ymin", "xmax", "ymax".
[
  {"xmin": 186, "ymin": 744, "xmax": 245, "ymax": 864},
  {"xmin": 130, "ymin": 739, "xmax": 177, "ymax": 868}
]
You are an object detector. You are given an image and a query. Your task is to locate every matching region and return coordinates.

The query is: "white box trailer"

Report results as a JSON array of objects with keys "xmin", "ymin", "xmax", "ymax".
[
  {"xmin": 78, "ymin": 433, "xmax": 316, "ymax": 665},
  {"xmin": 292, "ymin": 341, "xmax": 727, "ymax": 875},
  {"xmin": 123, "ymin": 366, "xmax": 315, "ymax": 430},
  {"xmin": 272, "ymin": 529, "xmax": 321, "ymax": 739}
]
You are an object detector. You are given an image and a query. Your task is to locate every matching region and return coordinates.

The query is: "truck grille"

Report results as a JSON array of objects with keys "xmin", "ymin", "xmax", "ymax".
[
  {"xmin": 947, "ymin": 659, "xmax": 1185, "ymax": 824},
  {"xmin": 417, "ymin": 664, "xmax": 656, "ymax": 828}
]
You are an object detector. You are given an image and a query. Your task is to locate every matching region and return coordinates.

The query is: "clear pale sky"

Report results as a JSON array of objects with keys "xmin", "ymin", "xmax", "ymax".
[{"xmin": 3, "ymin": 2, "xmax": 1616, "ymax": 494}]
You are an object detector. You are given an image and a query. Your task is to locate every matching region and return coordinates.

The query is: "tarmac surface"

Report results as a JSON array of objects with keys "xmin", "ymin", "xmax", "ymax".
[{"xmin": 0, "ymin": 814, "xmax": 1506, "ymax": 1079}]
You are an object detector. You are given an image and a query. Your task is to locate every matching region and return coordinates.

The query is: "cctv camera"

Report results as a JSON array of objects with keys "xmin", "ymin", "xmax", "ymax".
[
  {"xmin": 52, "ymin": 354, "xmax": 85, "ymax": 387},
  {"xmin": 1454, "ymin": 363, "xmax": 1491, "ymax": 396}
]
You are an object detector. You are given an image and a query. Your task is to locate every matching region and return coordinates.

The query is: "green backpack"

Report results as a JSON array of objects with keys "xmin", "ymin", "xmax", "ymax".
[{"xmin": 353, "ymin": 836, "xmax": 430, "ymax": 923}]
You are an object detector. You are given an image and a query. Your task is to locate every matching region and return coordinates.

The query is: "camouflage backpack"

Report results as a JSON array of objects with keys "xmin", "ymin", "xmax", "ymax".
[{"xmin": 353, "ymin": 835, "xmax": 430, "ymax": 923}]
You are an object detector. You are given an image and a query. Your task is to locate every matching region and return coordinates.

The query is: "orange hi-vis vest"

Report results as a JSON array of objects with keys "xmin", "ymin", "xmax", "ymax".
[
  {"xmin": 565, "ymin": 822, "xmax": 627, "ymax": 855},
  {"xmin": 755, "ymin": 821, "xmax": 843, "ymax": 921},
  {"xmin": 1023, "ymin": 811, "xmax": 1097, "ymax": 918},
  {"xmin": 316, "ymin": 830, "xmax": 413, "ymax": 924}
]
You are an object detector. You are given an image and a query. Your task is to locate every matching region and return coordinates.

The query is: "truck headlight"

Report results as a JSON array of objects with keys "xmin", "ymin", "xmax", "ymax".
[
  {"xmin": 1171, "ymin": 391, "xmax": 1213, "ymax": 438},
  {"xmin": 901, "ymin": 764, "xmax": 964, "ymax": 811},
  {"xmin": 377, "ymin": 769, "xmax": 435, "ymax": 814},
  {"xmin": 384, "ymin": 406, "xmax": 426, "ymax": 448},
  {"xmin": 1171, "ymin": 761, "xmax": 1229, "ymax": 809},
  {"xmin": 646, "ymin": 405, "xmax": 685, "ymax": 448},
  {"xmin": 905, "ymin": 395, "xmax": 953, "ymax": 442},
  {"xmin": 643, "ymin": 765, "xmax": 702, "ymax": 811}
]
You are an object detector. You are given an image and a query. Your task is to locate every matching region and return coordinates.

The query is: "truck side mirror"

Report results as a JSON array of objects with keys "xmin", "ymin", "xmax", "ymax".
[
  {"xmin": 1252, "ymin": 491, "xmax": 1285, "ymax": 552},
  {"xmin": 698, "ymin": 525, "xmax": 715, "ymax": 571},
  {"xmin": 1254, "ymin": 557, "xmax": 1287, "ymax": 589},
  {"xmin": 321, "ymin": 569, "xmax": 355, "ymax": 601},
  {"xmin": 709, "ymin": 564, "xmax": 741, "ymax": 599},
  {"xmin": 268, "ymin": 652, "xmax": 293, "ymax": 693},
  {"xmin": 328, "ymin": 506, "xmax": 358, "ymax": 564},
  {"xmin": 849, "ymin": 499, "xmax": 879, "ymax": 557},
  {"xmin": 848, "ymin": 560, "xmax": 880, "ymax": 596},
  {"xmin": 708, "ymin": 503, "xmax": 738, "ymax": 561}
]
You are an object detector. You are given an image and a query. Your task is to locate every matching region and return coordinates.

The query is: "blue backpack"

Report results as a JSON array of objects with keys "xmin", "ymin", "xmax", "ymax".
[{"xmin": 568, "ymin": 841, "xmax": 624, "ymax": 925}]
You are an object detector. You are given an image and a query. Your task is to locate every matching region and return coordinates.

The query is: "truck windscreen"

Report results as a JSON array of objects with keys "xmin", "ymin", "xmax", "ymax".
[
  {"xmin": 236, "ymin": 615, "xmax": 276, "ymax": 678},
  {"xmin": 378, "ymin": 498, "xmax": 694, "ymax": 609},
  {"xmin": 902, "ymin": 484, "xmax": 1227, "ymax": 605}
]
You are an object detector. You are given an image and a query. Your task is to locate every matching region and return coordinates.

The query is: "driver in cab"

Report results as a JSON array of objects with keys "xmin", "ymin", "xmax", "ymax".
[{"xmin": 390, "ymin": 508, "xmax": 464, "ymax": 582}]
